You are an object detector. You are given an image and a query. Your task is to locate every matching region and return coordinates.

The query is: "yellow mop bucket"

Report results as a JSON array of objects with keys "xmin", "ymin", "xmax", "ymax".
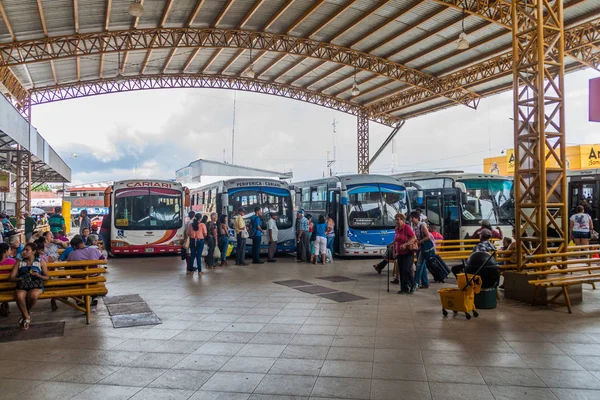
[{"xmin": 438, "ymin": 273, "xmax": 482, "ymax": 320}]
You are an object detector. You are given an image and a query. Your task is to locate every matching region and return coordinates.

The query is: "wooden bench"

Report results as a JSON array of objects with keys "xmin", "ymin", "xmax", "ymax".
[
  {"xmin": 0, "ymin": 259, "xmax": 108, "ymax": 324},
  {"xmin": 528, "ymin": 265, "xmax": 600, "ymax": 313}
]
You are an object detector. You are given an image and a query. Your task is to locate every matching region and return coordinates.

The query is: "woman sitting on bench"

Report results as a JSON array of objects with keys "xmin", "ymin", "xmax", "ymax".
[{"xmin": 8, "ymin": 242, "xmax": 49, "ymax": 330}]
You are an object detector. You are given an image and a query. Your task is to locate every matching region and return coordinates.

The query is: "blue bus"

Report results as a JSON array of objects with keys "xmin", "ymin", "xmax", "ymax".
[
  {"xmin": 295, "ymin": 174, "xmax": 409, "ymax": 256},
  {"xmin": 189, "ymin": 178, "xmax": 296, "ymax": 254}
]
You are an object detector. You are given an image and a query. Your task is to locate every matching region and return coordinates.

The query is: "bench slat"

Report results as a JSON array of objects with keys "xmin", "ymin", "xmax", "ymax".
[
  {"xmin": 525, "ymin": 265, "xmax": 600, "ymax": 276},
  {"xmin": 0, "ymin": 285, "xmax": 107, "ymax": 302},
  {"xmin": 0, "ymin": 276, "xmax": 106, "ymax": 290}
]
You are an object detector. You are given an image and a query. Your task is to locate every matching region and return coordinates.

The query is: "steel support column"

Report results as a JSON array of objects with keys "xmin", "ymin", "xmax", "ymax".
[
  {"xmin": 15, "ymin": 148, "xmax": 31, "ymax": 229},
  {"xmin": 512, "ymin": 0, "xmax": 567, "ymax": 269},
  {"xmin": 357, "ymin": 113, "xmax": 369, "ymax": 174}
]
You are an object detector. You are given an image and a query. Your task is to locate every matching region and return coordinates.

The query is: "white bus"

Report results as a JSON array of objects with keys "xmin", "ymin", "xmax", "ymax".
[
  {"xmin": 394, "ymin": 172, "xmax": 514, "ymax": 239},
  {"xmin": 189, "ymin": 178, "xmax": 296, "ymax": 254},
  {"xmin": 295, "ymin": 174, "xmax": 409, "ymax": 256},
  {"xmin": 104, "ymin": 179, "xmax": 189, "ymax": 255}
]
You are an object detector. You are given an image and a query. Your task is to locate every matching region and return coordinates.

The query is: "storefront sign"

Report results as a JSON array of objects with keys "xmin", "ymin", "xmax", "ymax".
[{"xmin": 64, "ymin": 196, "xmax": 105, "ymax": 207}]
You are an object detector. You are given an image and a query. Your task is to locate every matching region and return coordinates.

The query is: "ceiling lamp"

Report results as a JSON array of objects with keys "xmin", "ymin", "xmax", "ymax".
[
  {"xmin": 128, "ymin": 0, "xmax": 144, "ymax": 18},
  {"xmin": 351, "ymin": 68, "xmax": 360, "ymax": 96},
  {"xmin": 246, "ymin": 64, "xmax": 256, "ymax": 79},
  {"xmin": 456, "ymin": 7, "xmax": 469, "ymax": 50},
  {"xmin": 351, "ymin": 82, "xmax": 360, "ymax": 96},
  {"xmin": 115, "ymin": 72, "xmax": 125, "ymax": 82}
]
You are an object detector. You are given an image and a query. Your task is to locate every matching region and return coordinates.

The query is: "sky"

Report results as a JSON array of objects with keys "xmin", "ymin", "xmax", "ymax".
[{"xmin": 30, "ymin": 68, "xmax": 600, "ymax": 185}]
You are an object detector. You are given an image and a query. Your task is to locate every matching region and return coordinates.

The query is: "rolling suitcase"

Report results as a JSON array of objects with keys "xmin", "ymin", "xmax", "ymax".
[{"xmin": 426, "ymin": 254, "xmax": 450, "ymax": 283}]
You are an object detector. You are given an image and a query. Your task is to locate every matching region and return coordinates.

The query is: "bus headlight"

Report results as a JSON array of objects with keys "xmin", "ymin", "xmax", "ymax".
[
  {"xmin": 283, "ymin": 240, "xmax": 294, "ymax": 247},
  {"xmin": 111, "ymin": 240, "xmax": 129, "ymax": 247},
  {"xmin": 170, "ymin": 240, "xmax": 183, "ymax": 246}
]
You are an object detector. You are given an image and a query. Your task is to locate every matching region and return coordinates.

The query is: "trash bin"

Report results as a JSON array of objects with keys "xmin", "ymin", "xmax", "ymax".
[
  {"xmin": 474, "ymin": 287, "xmax": 497, "ymax": 309},
  {"xmin": 465, "ymin": 251, "xmax": 500, "ymax": 310}
]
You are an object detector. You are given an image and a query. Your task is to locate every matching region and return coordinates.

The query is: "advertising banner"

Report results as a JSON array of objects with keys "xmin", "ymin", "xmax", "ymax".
[{"xmin": 0, "ymin": 172, "xmax": 10, "ymax": 193}]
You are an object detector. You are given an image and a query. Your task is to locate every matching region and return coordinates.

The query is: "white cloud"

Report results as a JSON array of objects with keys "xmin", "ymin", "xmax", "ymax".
[{"xmin": 30, "ymin": 68, "xmax": 600, "ymax": 184}]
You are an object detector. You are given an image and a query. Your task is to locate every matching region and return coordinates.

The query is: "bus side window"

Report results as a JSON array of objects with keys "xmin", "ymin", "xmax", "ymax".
[{"xmin": 301, "ymin": 187, "xmax": 311, "ymax": 211}]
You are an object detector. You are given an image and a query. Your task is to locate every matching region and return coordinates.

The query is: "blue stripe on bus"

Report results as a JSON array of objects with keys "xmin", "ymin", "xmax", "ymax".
[
  {"xmin": 347, "ymin": 228, "xmax": 395, "ymax": 245},
  {"xmin": 227, "ymin": 187, "xmax": 290, "ymax": 196}
]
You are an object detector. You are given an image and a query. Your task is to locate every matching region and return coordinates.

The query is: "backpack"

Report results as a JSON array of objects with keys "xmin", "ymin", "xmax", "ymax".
[{"xmin": 247, "ymin": 216, "xmax": 256, "ymax": 237}]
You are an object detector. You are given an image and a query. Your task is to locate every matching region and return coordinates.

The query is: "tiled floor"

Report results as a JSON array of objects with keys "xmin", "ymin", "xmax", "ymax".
[{"xmin": 2, "ymin": 255, "xmax": 600, "ymax": 399}]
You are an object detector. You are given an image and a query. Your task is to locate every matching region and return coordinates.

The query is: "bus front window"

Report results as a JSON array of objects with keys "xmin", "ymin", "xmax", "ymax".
[
  {"xmin": 460, "ymin": 179, "xmax": 514, "ymax": 225},
  {"xmin": 228, "ymin": 187, "xmax": 293, "ymax": 230},
  {"xmin": 347, "ymin": 184, "xmax": 407, "ymax": 229},
  {"xmin": 114, "ymin": 188, "xmax": 182, "ymax": 230}
]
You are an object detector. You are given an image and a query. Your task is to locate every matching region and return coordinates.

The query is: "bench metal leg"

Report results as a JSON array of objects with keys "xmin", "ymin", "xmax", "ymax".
[
  {"xmin": 562, "ymin": 286, "xmax": 573, "ymax": 314},
  {"xmin": 85, "ymin": 295, "xmax": 91, "ymax": 324}
]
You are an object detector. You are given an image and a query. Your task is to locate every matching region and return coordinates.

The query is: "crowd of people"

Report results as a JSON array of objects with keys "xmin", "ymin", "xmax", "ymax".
[
  {"xmin": 183, "ymin": 207, "xmax": 288, "ymax": 274},
  {"xmin": 0, "ymin": 206, "xmax": 106, "ymax": 330}
]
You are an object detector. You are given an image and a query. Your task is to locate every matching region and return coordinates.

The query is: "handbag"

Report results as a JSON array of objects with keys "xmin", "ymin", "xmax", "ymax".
[
  {"xmin": 592, "ymin": 230, "xmax": 599, "ymax": 240},
  {"xmin": 183, "ymin": 236, "xmax": 190, "ymax": 249},
  {"xmin": 214, "ymin": 245, "xmax": 221, "ymax": 259},
  {"xmin": 202, "ymin": 245, "xmax": 208, "ymax": 257},
  {"xmin": 419, "ymin": 225, "xmax": 436, "ymax": 260},
  {"xmin": 241, "ymin": 230, "xmax": 249, "ymax": 239}
]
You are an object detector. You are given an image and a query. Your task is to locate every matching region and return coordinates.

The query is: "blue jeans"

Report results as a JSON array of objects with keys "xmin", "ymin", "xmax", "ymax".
[
  {"xmin": 414, "ymin": 249, "xmax": 429, "ymax": 287},
  {"xmin": 189, "ymin": 238, "xmax": 205, "ymax": 272},
  {"xmin": 326, "ymin": 236, "xmax": 334, "ymax": 258},
  {"xmin": 252, "ymin": 235, "xmax": 262, "ymax": 262},
  {"xmin": 218, "ymin": 236, "xmax": 229, "ymax": 263}
]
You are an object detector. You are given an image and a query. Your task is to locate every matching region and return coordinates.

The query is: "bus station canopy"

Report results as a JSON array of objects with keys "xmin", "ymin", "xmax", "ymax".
[{"xmin": 0, "ymin": 0, "xmax": 598, "ymax": 127}]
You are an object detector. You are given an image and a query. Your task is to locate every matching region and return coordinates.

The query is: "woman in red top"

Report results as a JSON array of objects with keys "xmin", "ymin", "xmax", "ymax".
[{"xmin": 394, "ymin": 213, "xmax": 417, "ymax": 294}]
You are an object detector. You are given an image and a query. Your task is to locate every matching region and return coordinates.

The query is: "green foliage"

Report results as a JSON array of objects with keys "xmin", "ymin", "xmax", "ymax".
[{"xmin": 31, "ymin": 183, "xmax": 53, "ymax": 192}]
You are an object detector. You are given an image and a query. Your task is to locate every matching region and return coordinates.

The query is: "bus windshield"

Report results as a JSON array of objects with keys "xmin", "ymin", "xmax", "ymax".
[
  {"xmin": 347, "ymin": 183, "xmax": 408, "ymax": 229},
  {"xmin": 460, "ymin": 179, "xmax": 514, "ymax": 225},
  {"xmin": 228, "ymin": 187, "xmax": 293, "ymax": 229},
  {"xmin": 114, "ymin": 187, "xmax": 182, "ymax": 230}
]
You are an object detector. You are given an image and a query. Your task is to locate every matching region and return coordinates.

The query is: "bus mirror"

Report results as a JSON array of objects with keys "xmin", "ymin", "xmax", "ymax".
[
  {"xmin": 461, "ymin": 192, "xmax": 468, "ymax": 205},
  {"xmin": 184, "ymin": 187, "xmax": 190, "ymax": 207},
  {"xmin": 103, "ymin": 187, "xmax": 111, "ymax": 207},
  {"xmin": 455, "ymin": 182, "xmax": 467, "ymax": 193}
]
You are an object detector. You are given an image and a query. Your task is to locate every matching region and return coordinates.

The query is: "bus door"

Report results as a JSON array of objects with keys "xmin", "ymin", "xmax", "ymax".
[
  {"xmin": 569, "ymin": 180, "xmax": 599, "ymax": 231},
  {"xmin": 424, "ymin": 195, "xmax": 443, "ymax": 237},
  {"xmin": 443, "ymin": 195, "xmax": 461, "ymax": 240},
  {"xmin": 328, "ymin": 189, "xmax": 340, "ymax": 254}
]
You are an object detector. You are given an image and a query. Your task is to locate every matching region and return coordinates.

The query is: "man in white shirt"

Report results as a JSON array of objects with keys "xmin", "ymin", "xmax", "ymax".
[{"xmin": 267, "ymin": 213, "xmax": 279, "ymax": 263}]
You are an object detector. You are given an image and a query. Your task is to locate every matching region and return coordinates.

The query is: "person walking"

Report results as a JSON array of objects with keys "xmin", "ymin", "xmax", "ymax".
[
  {"xmin": 79, "ymin": 210, "xmax": 91, "ymax": 236},
  {"xmin": 410, "ymin": 211, "xmax": 431, "ymax": 290},
  {"xmin": 326, "ymin": 213, "xmax": 335, "ymax": 261},
  {"xmin": 251, "ymin": 207, "xmax": 264, "ymax": 264},
  {"xmin": 48, "ymin": 206, "xmax": 66, "ymax": 238},
  {"xmin": 188, "ymin": 214, "xmax": 207, "ymax": 275},
  {"xmin": 183, "ymin": 211, "xmax": 196, "ymax": 272},
  {"xmin": 24, "ymin": 211, "xmax": 36, "ymax": 243},
  {"xmin": 218, "ymin": 215, "xmax": 229, "ymax": 267},
  {"xmin": 296, "ymin": 210, "xmax": 309, "ymax": 262},
  {"xmin": 267, "ymin": 213, "xmax": 279, "ymax": 263},
  {"xmin": 234, "ymin": 208, "xmax": 248, "ymax": 266},
  {"xmin": 393, "ymin": 213, "xmax": 417, "ymax": 295},
  {"xmin": 312, "ymin": 215, "xmax": 328, "ymax": 265},
  {"xmin": 205, "ymin": 213, "xmax": 218, "ymax": 268},
  {"xmin": 570, "ymin": 205, "xmax": 594, "ymax": 246}
]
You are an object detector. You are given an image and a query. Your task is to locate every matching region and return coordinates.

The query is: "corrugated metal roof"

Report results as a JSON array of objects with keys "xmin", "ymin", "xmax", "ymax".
[{"xmin": 0, "ymin": 0, "xmax": 598, "ymax": 125}]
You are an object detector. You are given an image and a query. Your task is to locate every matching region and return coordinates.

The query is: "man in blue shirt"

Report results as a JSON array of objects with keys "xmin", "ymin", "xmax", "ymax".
[
  {"xmin": 296, "ymin": 210, "xmax": 310, "ymax": 262},
  {"xmin": 251, "ymin": 207, "xmax": 264, "ymax": 264}
]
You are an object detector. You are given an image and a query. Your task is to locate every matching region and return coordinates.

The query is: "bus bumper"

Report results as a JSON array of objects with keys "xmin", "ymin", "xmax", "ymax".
[{"xmin": 112, "ymin": 245, "xmax": 181, "ymax": 255}]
